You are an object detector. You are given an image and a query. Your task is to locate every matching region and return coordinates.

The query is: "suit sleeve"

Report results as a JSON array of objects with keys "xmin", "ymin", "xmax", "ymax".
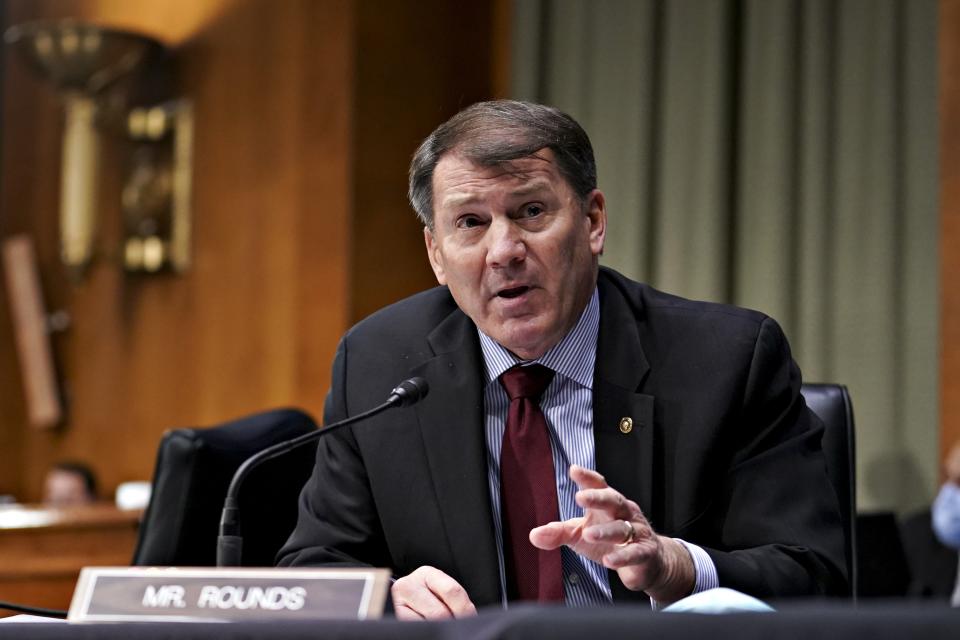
[
  {"xmin": 697, "ymin": 317, "xmax": 848, "ymax": 597},
  {"xmin": 275, "ymin": 336, "xmax": 392, "ymax": 569}
]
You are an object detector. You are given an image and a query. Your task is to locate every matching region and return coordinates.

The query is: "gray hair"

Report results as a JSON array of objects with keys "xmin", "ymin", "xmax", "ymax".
[{"xmin": 408, "ymin": 100, "xmax": 597, "ymax": 228}]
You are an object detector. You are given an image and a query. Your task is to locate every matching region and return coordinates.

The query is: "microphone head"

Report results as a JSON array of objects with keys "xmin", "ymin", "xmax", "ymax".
[{"xmin": 388, "ymin": 377, "xmax": 429, "ymax": 407}]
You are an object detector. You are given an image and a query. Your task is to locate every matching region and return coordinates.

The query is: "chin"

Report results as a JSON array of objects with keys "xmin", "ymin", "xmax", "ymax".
[
  {"xmin": 495, "ymin": 327, "xmax": 556, "ymax": 360},
  {"xmin": 478, "ymin": 307, "xmax": 557, "ymax": 351}
]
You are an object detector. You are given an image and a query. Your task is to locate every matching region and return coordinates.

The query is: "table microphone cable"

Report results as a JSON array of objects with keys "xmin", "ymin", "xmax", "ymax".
[{"xmin": 0, "ymin": 599, "xmax": 68, "ymax": 619}]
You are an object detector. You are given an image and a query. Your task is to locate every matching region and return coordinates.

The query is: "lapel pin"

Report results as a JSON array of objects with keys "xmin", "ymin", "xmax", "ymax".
[{"xmin": 618, "ymin": 417, "xmax": 633, "ymax": 434}]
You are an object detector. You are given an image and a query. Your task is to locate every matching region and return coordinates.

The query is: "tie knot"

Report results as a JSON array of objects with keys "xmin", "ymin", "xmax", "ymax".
[{"xmin": 499, "ymin": 364, "xmax": 554, "ymax": 401}]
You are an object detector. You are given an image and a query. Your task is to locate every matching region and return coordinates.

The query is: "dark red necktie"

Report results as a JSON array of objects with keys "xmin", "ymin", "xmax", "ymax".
[{"xmin": 499, "ymin": 364, "xmax": 564, "ymax": 602}]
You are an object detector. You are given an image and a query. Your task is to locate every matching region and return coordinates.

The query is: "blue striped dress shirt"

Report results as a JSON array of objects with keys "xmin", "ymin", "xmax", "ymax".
[{"xmin": 479, "ymin": 288, "xmax": 719, "ymax": 607}]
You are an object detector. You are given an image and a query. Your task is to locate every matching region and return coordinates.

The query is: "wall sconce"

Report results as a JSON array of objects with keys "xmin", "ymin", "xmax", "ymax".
[{"xmin": 4, "ymin": 20, "xmax": 193, "ymax": 278}]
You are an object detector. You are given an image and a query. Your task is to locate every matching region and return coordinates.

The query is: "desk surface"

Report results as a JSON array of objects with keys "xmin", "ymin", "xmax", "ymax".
[
  {"xmin": 0, "ymin": 504, "xmax": 141, "ymax": 616},
  {"xmin": 0, "ymin": 503, "xmax": 141, "ymax": 532},
  {"xmin": 0, "ymin": 602, "xmax": 957, "ymax": 640}
]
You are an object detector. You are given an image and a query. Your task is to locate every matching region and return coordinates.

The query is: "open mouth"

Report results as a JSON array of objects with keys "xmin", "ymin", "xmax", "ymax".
[{"xmin": 497, "ymin": 286, "xmax": 530, "ymax": 299}]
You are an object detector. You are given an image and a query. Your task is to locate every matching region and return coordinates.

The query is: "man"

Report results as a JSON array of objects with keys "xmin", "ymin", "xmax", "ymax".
[
  {"xmin": 43, "ymin": 461, "xmax": 97, "ymax": 507},
  {"xmin": 278, "ymin": 100, "xmax": 846, "ymax": 618}
]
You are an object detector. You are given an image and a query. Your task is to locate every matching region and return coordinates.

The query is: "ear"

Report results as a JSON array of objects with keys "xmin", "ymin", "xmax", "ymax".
[
  {"xmin": 585, "ymin": 190, "xmax": 607, "ymax": 256},
  {"xmin": 424, "ymin": 226, "xmax": 447, "ymax": 285}
]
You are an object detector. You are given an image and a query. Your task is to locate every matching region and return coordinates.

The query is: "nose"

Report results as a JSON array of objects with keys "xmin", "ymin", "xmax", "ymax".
[{"xmin": 485, "ymin": 218, "xmax": 525, "ymax": 268}]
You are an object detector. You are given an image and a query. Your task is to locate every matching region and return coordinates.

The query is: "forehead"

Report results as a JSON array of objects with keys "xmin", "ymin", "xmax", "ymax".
[
  {"xmin": 432, "ymin": 150, "xmax": 568, "ymax": 209},
  {"xmin": 48, "ymin": 470, "xmax": 83, "ymax": 484},
  {"xmin": 47, "ymin": 472, "xmax": 87, "ymax": 495}
]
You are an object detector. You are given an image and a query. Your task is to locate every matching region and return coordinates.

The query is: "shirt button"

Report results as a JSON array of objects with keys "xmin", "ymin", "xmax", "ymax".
[{"xmin": 567, "ymin": 573, "xmax": 580, "ymax": 585}]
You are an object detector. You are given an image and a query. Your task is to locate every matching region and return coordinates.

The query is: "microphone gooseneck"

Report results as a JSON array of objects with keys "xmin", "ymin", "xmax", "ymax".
[{"xmin": 216, "ymin": 377, "xmax": 429, "ymax": 567}]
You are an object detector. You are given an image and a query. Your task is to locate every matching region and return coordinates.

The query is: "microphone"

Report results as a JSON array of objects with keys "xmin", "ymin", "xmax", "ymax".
[
  {"xmin": 216, "ymin": 377, "xmax": 429, "ymax": 567},
  {"xmin": 385, "ymin": 376, "xmax": 428, "ymax": 407}
]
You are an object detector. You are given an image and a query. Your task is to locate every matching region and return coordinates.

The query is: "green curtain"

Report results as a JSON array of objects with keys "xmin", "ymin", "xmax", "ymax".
[{"xmin": 512, "ymin": 0, "xmax": 939, "ymax": 513}]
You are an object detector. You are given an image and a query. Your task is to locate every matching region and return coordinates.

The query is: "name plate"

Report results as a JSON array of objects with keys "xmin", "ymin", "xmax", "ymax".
[{"xmin": 68, "ymin": 566, "xmax": 391, "ymax": 623}]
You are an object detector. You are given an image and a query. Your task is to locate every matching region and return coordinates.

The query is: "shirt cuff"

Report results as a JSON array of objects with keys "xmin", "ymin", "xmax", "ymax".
[{"xmin": 649, "ymin": 538, "xmax": 720, "ymax": 610}]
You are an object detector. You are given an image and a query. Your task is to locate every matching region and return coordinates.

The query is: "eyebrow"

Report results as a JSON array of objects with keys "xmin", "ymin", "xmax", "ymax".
[{"xmin": 440, "ymin": 179, "xmax": 553, "ymax": 209}]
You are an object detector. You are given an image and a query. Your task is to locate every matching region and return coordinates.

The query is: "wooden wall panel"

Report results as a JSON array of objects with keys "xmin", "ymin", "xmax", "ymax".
[
  {"xmin": 491, "ymin": 0, "xmax": 513, "ymax": 99},
  {"xmin": 0, "ymin": 1, "xmax": 66, "ymax": 498},
  {"xmin": 0, "ymin": 0, "xmax": 354, "ymax": 501},
  {"xmin": 943, "ymin": 0, "xmax": 960, "ymax": 459},
  {"xmin": 350, "ymin": 0, "xmax": 494, "ymax": 322},
  {"xmin": 0, "ymin": 0, "xmax": 18, "ymax": 497},
  {"xmin": 0, "ymin": 0, "xmax": 495, "ymax": 503}
]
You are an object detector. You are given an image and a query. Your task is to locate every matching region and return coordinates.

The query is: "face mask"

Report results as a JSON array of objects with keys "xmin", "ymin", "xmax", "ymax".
[{"xmin": 932, "ymin": 482, "xmax": 960, "ymax": 550}]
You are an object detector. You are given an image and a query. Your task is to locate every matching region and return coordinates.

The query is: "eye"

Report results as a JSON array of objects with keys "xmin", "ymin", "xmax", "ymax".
[
  {"xmin": 456, "ymin": 214, "xmax": 484, "ymax": 229},
  {"xmin": 521, "ymin": 203, "xmax": 544, "ymax": 218}
]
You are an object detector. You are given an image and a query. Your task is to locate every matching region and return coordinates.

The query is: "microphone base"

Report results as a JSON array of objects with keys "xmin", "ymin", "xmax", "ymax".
[{"xmin": 216, "ymin": 535, "xmax": 243, "ymax": 567}]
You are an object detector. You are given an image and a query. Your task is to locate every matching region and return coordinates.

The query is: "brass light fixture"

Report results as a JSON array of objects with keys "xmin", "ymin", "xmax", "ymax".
[{"xmin": 4, "ymin": 20, "xmax": 193, "ymax": 278}]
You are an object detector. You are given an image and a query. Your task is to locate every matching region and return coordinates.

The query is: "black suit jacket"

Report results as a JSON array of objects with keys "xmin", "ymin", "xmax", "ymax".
[{"xmin": 278, "ymin": 268, "xmax": 847, "ymax": 605}]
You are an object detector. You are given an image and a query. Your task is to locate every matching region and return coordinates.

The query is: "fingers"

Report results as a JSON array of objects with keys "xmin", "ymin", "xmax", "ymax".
[
  {"xmin": 604, "ymin": 538, "xmax": 664, "ymax": 594},
  {"xmin": 581, "ymin": 518, "xmax": 651, "ymax": 546},
  {"xmin": 569, "ymin": 465, "xmax": 652, "ymax": 529},
  {"xmin": 529, "ymin": 518, "xmax": 585, "ymax": 550},
  {"xmin": 569, "ymin": 466, "xmax": 642, "ymax": 520},
  {"xmin": 575, "ymin": 486, "xmax": 641, "ymax": 521},
  {"xmin": 601, "ymin": 535, "xmax": 659, "ymax": 570},
  {"xmin": 391, "ymin": 566, "xmax": 477, "ymax": 621},
  {"xmin": 394, "ymin": 602, "xmax": 428, "ymax": 621},
  {"xmin": 580, "ymin": 518, "xmax": 628, "ymax": 546},
  {"xmin": 568, "ymin": 464, "xmax": 608, "ymax": 490}
]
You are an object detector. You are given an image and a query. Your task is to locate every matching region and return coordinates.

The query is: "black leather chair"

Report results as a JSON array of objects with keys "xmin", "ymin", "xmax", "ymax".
[
  {"xmin": 800, "ymin": 383, "xmax": 857, "ymax": 599},
  {"xmin": 131, "ymin": 408, "xmax": 318, "ymax": 567},
  {"xmin": 900, "ymin": 508, "xmax": 959, "ymax": 600}
]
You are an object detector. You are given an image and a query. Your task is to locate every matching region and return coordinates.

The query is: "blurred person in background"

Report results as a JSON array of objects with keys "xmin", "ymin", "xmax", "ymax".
[
  {"xmin": 931, "ymin": 443, "xmax": 960, "ymax": 606},
  {"xmin": 901, "ymin": 442, "xmax": 960, "ymax": 605},
  {"xmin": 42, "ymin": 461, "xmax": 97, "ymax": 507}
]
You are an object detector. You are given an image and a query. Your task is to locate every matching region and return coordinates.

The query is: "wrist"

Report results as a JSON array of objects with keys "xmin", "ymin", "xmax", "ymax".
[{"xmin": 645, "ymin": 537, "xmax": 695, "ymax": 604}]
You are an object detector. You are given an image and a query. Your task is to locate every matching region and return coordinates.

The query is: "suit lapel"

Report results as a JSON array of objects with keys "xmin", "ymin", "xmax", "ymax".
[
  {"xmin": 593, "ymin": 278, "xmax": 656, "ymax": 601},
  {"xmin": 410, "ymin": 308, "xmax": 501, "ymax": 606}
]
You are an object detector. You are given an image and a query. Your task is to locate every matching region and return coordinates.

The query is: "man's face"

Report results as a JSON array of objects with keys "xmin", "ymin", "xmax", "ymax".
[
  {"xmin": 425, "ymin": 149, "xmax": 606, "ymax": 360},
  {"xmin": 44, "ymin": 470, "xmax": 92, "ymax": 507}
]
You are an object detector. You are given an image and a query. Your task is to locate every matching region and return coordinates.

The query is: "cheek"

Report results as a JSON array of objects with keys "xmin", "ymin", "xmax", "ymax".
[
  {"xmin": 429, "ymin": 242, "xmax": 468, "ymax": 287},
  {"xmin": 442, "ymin": 248, "xmax": 484, "ymax": 283},
  {"xmin": 553, "ymin": 231, "xmax": 582, "ymax": 268}
]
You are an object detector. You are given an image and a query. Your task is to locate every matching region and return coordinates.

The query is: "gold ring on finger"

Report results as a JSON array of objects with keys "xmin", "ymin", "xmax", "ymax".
[{"xmin": 618, "ymin": 520, "xmax": 635, "ymax": 546}]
